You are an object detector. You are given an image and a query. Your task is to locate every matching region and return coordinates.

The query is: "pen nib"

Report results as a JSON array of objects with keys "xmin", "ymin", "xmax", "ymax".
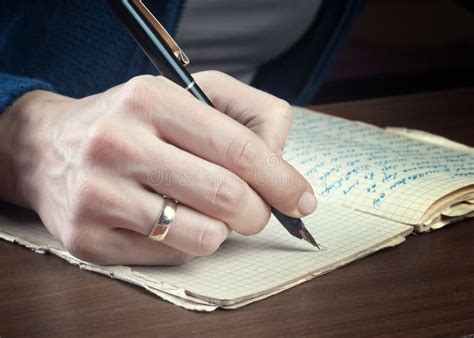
[
  {"xmin": 299, "ymin": 228, "xmax": 320, "ymax": 249},
  {"xmin": 270, "ymin": 208, "xmax": 321, "ymax": 249}
]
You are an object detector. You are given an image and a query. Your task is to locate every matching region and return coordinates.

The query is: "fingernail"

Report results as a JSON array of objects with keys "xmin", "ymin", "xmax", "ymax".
[{"xmin": 297, "ymin": 191, "xmax": 317, "ymax": 215}]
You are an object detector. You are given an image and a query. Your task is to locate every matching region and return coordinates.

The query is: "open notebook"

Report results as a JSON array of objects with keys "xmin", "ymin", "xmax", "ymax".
[{"xmin": 1, "ymin": 107, "xmax": 473, "ymax": 311}]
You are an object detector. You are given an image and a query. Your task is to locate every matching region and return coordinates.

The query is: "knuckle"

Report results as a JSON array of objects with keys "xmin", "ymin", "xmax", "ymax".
[
  {"xmin": 196, "ymin": 222, "xmax": 227, "ymax": 256},
  {"xmin": 273, "ymin": 99, "xmax": 293, "ymax": 125},
  {"xmin": 192, "ymin": 70, "xmax": 231, "ymax": 101},
  {"xmin": 226, "ymin": 136, "xmax": 258, "ymax": 174},
  {"xmin": 82, "ymin": 118, "xmax": 119, "ymax": 164},
  {"xmin": 120, "ymin": 75, "xmax": 154, "ymax": 112},
  {"xmin": 81, "ymin": 117, "xmax": 146, "ymax": 166},
  {"xmin": 210, "ymin": 177, "xmax": 245, "ymax": 215}
]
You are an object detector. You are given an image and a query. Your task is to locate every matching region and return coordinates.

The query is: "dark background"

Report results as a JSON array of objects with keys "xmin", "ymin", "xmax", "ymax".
[{"xmin": 315, "ymin": 0, "xmax": 474, "ymax": 103}]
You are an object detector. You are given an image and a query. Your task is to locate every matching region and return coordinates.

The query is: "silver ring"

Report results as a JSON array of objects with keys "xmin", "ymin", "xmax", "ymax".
[{"xmin": 148, "ymin": 197, "xmax": 178, "ymax": 241}]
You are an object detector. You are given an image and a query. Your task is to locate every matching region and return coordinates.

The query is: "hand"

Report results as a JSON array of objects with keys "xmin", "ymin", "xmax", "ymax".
[{"xmin": 0, "ymin": 71, "xmax": 316, "ymax": 265}]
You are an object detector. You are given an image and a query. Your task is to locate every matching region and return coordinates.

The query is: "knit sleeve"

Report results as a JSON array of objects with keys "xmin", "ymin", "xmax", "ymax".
[{"xmin": 0, "ymin": 73, "xmax": 55, "ymax": 113}]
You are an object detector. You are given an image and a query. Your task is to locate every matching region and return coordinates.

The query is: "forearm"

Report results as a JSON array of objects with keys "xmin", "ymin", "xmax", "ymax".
[{"xmin": 0, "ymin": 90, "xmax": 55, "ymax": 208}]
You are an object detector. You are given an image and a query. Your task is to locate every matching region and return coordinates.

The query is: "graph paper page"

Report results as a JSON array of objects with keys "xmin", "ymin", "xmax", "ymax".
[
  {"xmin": 133, "ymin": 202, "xmax": 411, "ymax": 303},
  {"xmin": 0, "ymin": 202, "xmax": 411, "ymax": 306},
  {"xmin": 284, "ymin": 107, "xmax": 474, "ymax": 225}
]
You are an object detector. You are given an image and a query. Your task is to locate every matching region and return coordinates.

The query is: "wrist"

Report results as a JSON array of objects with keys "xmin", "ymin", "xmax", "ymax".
[{"xmin": 0, "ymin": 90, "xmax": 71, "ymax": 209}]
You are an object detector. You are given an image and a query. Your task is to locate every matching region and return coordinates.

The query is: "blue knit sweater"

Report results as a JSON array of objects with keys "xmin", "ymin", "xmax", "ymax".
[{"xmin": 0, "ymin": 0, "xmax": 363, "ymax": 112}]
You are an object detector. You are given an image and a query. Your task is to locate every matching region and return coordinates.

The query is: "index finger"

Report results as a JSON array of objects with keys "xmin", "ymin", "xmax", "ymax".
[{"xmin": 148, "ymin": 77, "xmax": 316, "ymax": 218}]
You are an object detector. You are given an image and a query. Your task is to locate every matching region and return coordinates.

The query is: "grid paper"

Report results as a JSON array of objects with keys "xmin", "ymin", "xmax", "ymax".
[
  {"xmin": 133, "ymin": 202, "xmax": 411, "ymax": 303},
  {"xmin": 0, "ymin": 202, "xmax": 411, "ymax": 306},
  {"xmin": 286, "ymin": 107, "xmax": 474, "ymax": 225}
]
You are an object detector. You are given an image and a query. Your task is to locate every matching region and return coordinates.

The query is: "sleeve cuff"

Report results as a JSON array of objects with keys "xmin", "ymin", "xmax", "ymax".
[{"xmin": 0, "ymin": 73, "xmax": 55, "ymax": 113}]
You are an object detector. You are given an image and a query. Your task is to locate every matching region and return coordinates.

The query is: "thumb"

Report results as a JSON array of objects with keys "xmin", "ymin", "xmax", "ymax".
[{"xmin": 192, "ymin": 70, "xmax": 293, "ymax": 152}]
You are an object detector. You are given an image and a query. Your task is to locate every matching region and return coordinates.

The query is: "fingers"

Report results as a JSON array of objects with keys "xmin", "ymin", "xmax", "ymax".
[
  {"xmin": 141, "ymin": 76, "xmax": 315, "ymax": 218},
  {"xmin": 70, "ymin": 174, "xmax": 230, "ymax": 257},
  {"xmin": 64, "ymin": 224, "xmax": 193, "ymax": 266},
  {"xmin": 37, "ymin": 73, "xmax": 314, "ymax": 268},
  {"xmin": 121, "ymin": 187, "xmax": 231, "ymax": 256},
  {"xmin": 163, "ymin": 203, "xmax": 231, "ymax": 256},
  {"xmin": 133, "ymin": 132, "xmax": 271, "ymax": 235},
  {"xmin": 193, "ymin": 70, "xmax": 293, "ymax": 152}
]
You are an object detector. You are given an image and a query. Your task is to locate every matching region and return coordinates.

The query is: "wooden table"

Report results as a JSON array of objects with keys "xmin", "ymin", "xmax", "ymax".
[{"xmin": 1, "ymin": 89, "xmax": 473, "ymax": 337}]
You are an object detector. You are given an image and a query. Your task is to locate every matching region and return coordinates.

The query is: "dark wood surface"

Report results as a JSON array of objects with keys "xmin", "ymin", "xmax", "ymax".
[{"xmin": 1, "ymin": 89, "xmax": 473, "ymax": 337}]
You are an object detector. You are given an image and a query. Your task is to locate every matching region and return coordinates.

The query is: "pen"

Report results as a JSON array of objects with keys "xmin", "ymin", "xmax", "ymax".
[{"xmin": 107, "ymin": 0, "xmax": 319, "ymax": 248}]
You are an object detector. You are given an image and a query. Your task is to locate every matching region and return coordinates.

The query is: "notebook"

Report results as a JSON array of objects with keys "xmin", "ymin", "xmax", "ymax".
[{"xmin": 1, "ymin": 107, "xmax": 473, "ymax": 311}]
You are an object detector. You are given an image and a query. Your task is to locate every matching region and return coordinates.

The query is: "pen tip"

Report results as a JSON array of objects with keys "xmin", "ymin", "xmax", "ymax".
[{"xmin": 299, "ymin": 228, "xmax": 321, "ymax": 249}]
